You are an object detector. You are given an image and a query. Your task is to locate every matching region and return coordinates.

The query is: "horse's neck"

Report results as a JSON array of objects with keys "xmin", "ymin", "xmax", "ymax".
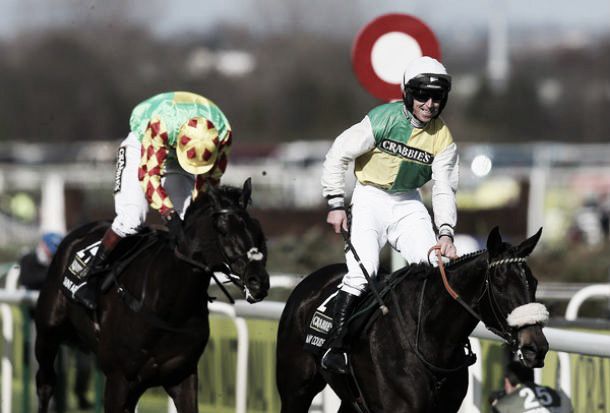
[
  {"xmin": 146, "ymin": 257, "xmax": 211, "ymax": 309},
  {"xmin": 411, "ymin": 254, "xmax": 489, "ymax": 360}
]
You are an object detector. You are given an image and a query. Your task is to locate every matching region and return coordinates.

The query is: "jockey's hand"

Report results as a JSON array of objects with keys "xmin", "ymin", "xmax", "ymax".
[
  {"xmin": 326, "ymin": 209, "xmax": 348, "ymax": 234},
  {"xmin": 437, "ymin": 235, "xmax": 458, "ymax": 259},
  {"xmin": 163, "ymin": 209, "xmax": 183, "ymax": 248}
]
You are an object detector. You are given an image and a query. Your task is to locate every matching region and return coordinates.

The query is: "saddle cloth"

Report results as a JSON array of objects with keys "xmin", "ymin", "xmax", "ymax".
[
  {"xmin": 303, "ymin": 279, "xmax": 390, "ymax": 356},
  {"xmin": 60, "ymin": 230, "xmax": 158, "ymax": 304},
  {"xmin": 61, "ymin": 240, "xmax": 103, "ymax": 298}
]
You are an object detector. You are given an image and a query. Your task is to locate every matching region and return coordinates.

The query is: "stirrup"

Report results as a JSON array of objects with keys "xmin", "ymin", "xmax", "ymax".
[{"xmin": 321, "ymin": 348, "xmax": 349, "ymax": 374}]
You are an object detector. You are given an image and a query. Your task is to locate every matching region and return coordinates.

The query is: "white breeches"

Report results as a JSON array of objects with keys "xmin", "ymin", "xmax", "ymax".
[
  {"xmin": 111, "ymin": 133, "xmax": 194, "ymax": 238},
  {"xmin": 340, "ymin": 183, "xmax": 437, "ymax": 296}
]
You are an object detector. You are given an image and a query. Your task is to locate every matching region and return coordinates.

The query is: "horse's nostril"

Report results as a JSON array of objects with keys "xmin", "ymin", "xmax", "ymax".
[{"xmin": 248, "ymin": 278, "xmax": 261, "ymax": 289}]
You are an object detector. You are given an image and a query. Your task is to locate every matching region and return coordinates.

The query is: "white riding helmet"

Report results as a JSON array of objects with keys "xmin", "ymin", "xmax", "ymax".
[{"xmin": 401, "ymin": 56, "xmax": 452, "ymax": 117}]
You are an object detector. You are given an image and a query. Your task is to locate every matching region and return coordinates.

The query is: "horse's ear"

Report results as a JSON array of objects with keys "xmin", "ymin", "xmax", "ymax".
[
  {"xmin": 240, "ymin": 178, "xmax": 252, "ymax": 209},
  {"xmin": 515, "ymin": 227, "xmax": 543, "ymax": 257},
  {"xmin": 486, "ymin": 226, "xmax": 503, "ymax": 256}
]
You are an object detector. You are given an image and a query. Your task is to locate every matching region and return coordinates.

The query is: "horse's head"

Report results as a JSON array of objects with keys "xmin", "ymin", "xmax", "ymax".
[
  {"xmin": 478, "ymin": 227, "xmax": 549, "ymax": 368},
  {"xmin": 182, "ymin": 178, "xmax": 270, "ymax": 303}
]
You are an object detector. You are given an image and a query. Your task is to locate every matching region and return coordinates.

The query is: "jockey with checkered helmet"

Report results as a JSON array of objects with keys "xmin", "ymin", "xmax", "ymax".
[{"xmin": 73, "ymin": 92, "xmax": 233, "ymax": 310}]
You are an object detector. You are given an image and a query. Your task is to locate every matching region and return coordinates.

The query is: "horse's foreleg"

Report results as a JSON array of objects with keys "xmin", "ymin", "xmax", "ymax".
[
  {"xmin": 104, "ymin": 373, "xmax": 137, "ymax": 413},
  {"xmin": 163, "ymin": 371, "xmax": 198, "ymax": 413},
  {"xmin": 277, "ymin": 351, "xmax": 325, "ymax": 413},
  {"xmin": 34, "ymin": 328, "xmax": 61, "ymax": 413},
  {"xmin": 436, "ymin": 368, "xmax": 469, "ymax": 413}
]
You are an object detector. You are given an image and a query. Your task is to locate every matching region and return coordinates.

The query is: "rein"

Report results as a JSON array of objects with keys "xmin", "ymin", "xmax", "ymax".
[
  {"xmin": 173, "ymin": 247, "xmax": 236, "ymax": 304},
  {"xmin": 430, "ymin": 246, "xmax": 526, "ymax": 346},
  {"xmin": 111, "ymin": 232, "xmax": 236, "ymax": 335},
  {"xmin": 389, "ymin": 284, "xmax": 476, "ymax": 376},
  {"xmin": 109, "ymin": 238, "xmax": 209, "ymax": 335},
  {"xmin": 431, "ymin": 247, "xmax": 482, "ymax": 321},
  {"xmin": 387, "ymin": 247, "xmax": 529, "ymax": 376},
  {"xmin": 385, "ymin": 248, "xmax": 477, "ymax": 375}
]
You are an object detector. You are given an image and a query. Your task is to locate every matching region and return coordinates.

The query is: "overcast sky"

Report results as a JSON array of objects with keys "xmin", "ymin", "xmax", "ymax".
[{"xmin": 1, "ymin": 0, "xmax": 609, "ymax": 39}]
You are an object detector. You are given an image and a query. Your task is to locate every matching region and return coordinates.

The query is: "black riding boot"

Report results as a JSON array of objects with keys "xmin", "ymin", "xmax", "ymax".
[
  {"xmin": 73, "ymin": 229, "xmax": 120, "ymax": 310},
  {"xmin": 321, "ymin": 290, "xmax": 359, "ymax": 374}
]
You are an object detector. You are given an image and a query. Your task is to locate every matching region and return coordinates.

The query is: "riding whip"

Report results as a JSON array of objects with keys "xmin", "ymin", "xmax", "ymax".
[{"xmin": 340, "ymin": 228, "xmax": 389, "ymax": 315}]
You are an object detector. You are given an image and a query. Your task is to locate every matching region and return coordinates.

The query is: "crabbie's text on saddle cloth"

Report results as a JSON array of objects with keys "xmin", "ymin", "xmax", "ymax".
[
  {"xmin": 310, "ymin": 313, "xmax": 333, "ymax": 333},
  {"xmin": 304, "ymin": 291, "xmax": 339, "ymax": 354},
  {"xmin": 61, "ymin": 242, "xmax": 101, "ymax": 296},
  {"xmin": 305, "ymin": 312, "xmax": 333, "ymax": 350}
]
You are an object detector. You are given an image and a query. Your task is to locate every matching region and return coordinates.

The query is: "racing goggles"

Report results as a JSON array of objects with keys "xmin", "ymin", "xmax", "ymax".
[{"xmin": 410, "ymin": 88, "xmax": 446, "ymax": 102}]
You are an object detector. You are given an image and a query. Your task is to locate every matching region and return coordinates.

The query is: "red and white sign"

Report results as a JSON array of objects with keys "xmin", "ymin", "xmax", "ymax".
[{"xmin": 352, "ymin": 14, "xmax": 441, "ymax": 102}]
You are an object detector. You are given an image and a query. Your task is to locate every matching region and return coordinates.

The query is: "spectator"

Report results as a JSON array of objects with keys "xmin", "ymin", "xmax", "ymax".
[
  {"xmin": 570, "ymin": 195, "xmax": 604, "ymax": 246},
  {"xmin": 490, "ymin": 361, "xmax": 573, "ymax": 413}
]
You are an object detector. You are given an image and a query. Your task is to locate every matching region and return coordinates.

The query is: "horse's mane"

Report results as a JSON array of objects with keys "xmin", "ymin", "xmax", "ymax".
[
  {"xmin": 445, "ymin": 249, "xmax": 487, "ymax": 268},
  {"xmin": 385, "ymin": 249, "xmax": 488, "ymax": 289},
  {"xmin": 389, "ymin": 262, "xmax": 433, "ymax": 284},
  {"xmin": 183, "ymin": 184, "xmax": 244, "ymax": 221}
]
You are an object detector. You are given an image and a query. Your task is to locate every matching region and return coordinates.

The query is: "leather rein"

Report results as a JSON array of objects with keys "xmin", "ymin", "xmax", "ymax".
[
  {"xmin": 430, "ymin": 246, "xmax": 528, "ymax": 348},
  {"xmin": 112, "ymin": 207, "xmax": 255, "ymax": 334},
  {"xmin": 389, "ymin": 247, "xmax": 528, "ymax": 376}
]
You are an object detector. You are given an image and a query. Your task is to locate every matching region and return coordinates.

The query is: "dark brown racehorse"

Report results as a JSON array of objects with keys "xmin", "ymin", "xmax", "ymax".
[
  {"xmin": 276, "ymin": 227, "xmax": 549, "ymax": 412},
  {"xmin": 35, "ymin": 179, "xmax": 270, "ymax": 413}
]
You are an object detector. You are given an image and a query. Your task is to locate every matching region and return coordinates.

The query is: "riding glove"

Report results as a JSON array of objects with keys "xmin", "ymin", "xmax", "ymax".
[{"xmin": 164, "ymin": 210, "xmax": 183, "ymax": 248}]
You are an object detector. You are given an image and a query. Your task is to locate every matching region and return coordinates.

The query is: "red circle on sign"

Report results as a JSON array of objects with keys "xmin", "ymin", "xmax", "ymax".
[{"xmin": 352, "ymin": 14, "xmax": 441, "ymax": 102}]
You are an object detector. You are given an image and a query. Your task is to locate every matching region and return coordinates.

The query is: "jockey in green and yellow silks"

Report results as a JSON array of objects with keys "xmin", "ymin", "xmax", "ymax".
[{"xmin": 320, "ymin": 57, "xmax": 459, "ymax": 375}]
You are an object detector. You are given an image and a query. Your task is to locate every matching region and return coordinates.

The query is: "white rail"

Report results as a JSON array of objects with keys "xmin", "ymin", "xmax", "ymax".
[
  {"xmin": 1, "ymin": 264, "xmax": 21, "ymax": 413},
  {"xmin": 558, "ymin": 283, "xmax": 610, "ymax": 397},
  {"xmin": 3, "ymin": 291, "xmax": 610, "ymax": 413},
  {"xmin": 565, "ymin": 284, "xmax": 610, "ymax": 320}
]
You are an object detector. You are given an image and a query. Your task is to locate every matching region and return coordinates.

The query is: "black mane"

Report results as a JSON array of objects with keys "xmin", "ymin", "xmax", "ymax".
[
  {"xmin": 183, "ymin": 184, "xmax": 244, "ymax": 221},
  {"xmin": 445, "ymin": 249, "xmax": 487, "ymax": 268},
  {"xmin": 386, "ymin": 249, "xmax": 487, "ymax": 288}
]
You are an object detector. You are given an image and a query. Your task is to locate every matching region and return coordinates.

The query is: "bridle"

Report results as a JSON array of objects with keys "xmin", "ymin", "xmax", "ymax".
[
  {"xmin": 388, "ymin": 248, "xmax": 538, "ymax": 375},
  {"xmin": 431, "ymin": 247, "xmax": 536, "ymax": 350},
  {"xmin": 111, "ymin": 201, "xmax": 266, "ymax": 333},
  {"xmin": 480, "ymin": 256, "xmax": 530, "ymax": 347},
  {"xmin": 175, "ymin": 206, "xmax": 265, "ymax": 302}
]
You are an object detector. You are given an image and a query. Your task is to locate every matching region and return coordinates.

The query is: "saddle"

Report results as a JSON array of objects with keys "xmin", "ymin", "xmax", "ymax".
[
  {"xmin": 303, "ymin": 274, "xmax": 391, "ymax": 356},
  {"xmin": 61, "ymin": 228, "xmax": 160, "ymax": 303},
  {"xmin": 303, "ymin": 274, "xmax": 395, "ymax": 413}
]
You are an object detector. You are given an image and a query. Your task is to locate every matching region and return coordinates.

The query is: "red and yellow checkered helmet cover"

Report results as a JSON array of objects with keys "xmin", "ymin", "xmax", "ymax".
[{"xmin": 176, "ymin": 117, "xmax": 220, "ymax": 175}]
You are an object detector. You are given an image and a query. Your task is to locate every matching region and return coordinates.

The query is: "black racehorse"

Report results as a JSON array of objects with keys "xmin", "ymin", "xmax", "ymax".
[
  {"xmin": 35, "ymin": 179, "xmax": 270, "ymax": 413},
  {"xmin": 276, "ymin": 227, "xmax": 549, "ymax": 413}
]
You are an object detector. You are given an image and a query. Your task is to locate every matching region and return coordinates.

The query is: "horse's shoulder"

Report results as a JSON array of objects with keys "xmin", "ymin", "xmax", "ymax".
[
  {"xmin": 297, "ymin": 263, "xmax": 347, "ymax": 290},
  {"xmin": 282, "ymin": 263, "xmax": 347, "ymax": 317}
]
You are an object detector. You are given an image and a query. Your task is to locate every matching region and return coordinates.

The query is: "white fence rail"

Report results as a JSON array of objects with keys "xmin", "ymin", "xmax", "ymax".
[{"xmin": 2, "ymin": 285, "xmax": 610, "ymax": 413}]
